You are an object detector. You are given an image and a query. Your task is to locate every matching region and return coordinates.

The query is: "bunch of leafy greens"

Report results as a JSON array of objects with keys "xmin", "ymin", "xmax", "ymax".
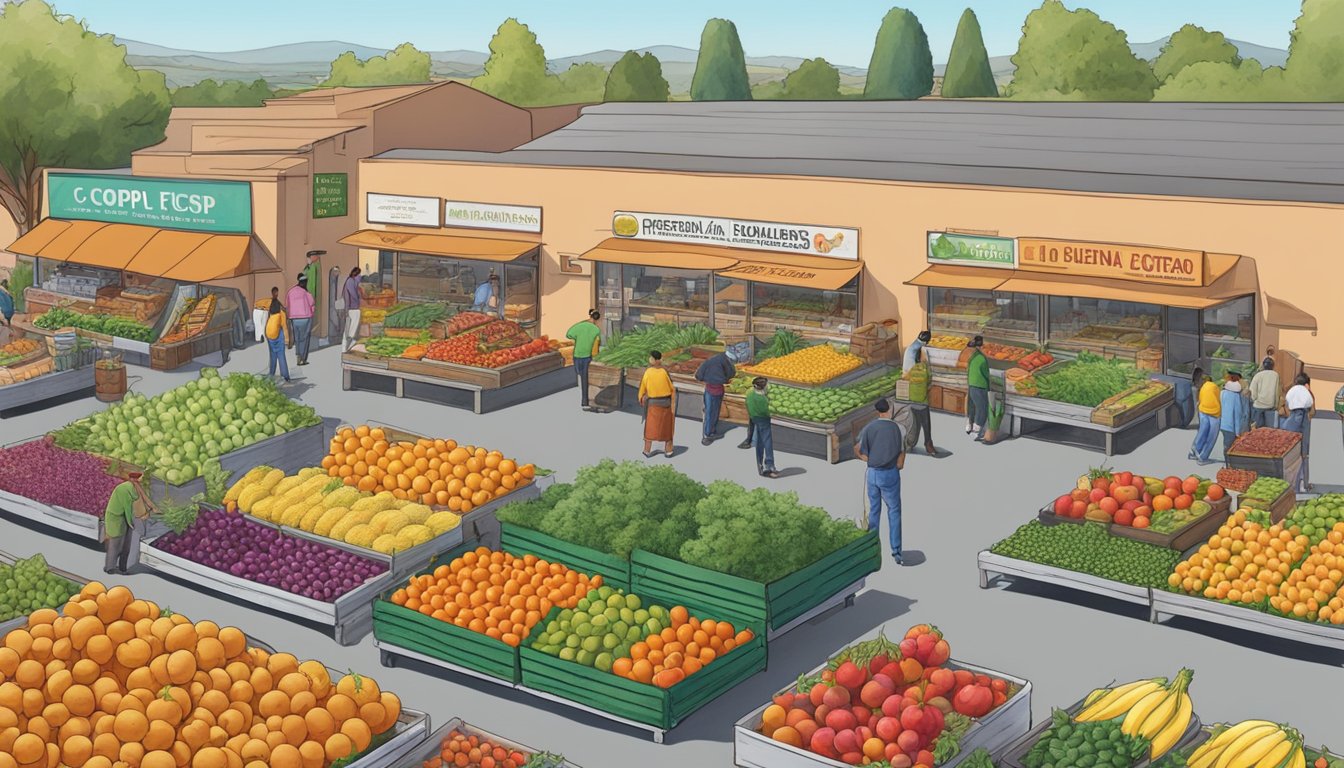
[
  {"xmin": 504, "ymin": 461, "xmax": 865, "ymax": 582},
  {"xmin": 201, "ymin": 459, "xmax": 231, "ymax": 506},
  {"xmin": 1033, "ymin": 351, "xmax": 1146, "ymax": 407},
  {"xmin": 156, "ymin": 492, "xmax": 204, "ymax": 534}
]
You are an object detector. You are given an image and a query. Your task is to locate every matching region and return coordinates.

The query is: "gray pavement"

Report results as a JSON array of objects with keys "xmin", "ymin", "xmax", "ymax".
[{"xmin": 3, "ymin": 340, "xmax": 1342, "ymax": 766}]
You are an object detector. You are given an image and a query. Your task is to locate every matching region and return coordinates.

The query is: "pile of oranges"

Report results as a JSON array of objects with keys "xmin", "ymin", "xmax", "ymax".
[
  {"xmin": 389, "ymin": 547, "xmax": 600, "ymax": 648},
  {"xmin": 1169, "ymin": 509, "xmax": 1310, "ymax": 604},
  {"xmin": 1269, "ymin": 522, "xmax": 1344, "ymax": 624},
  {"xmin": 422, "ymin": 728, "xmax": 530, "ymax": 768},
  {"xmin": 323, "ymin": 425, "xmax": 534, "ymax": 513},
  {"xmin": 612, "ymin": 605, "xmax": 754, "ymax": 689},
  {"xmin": 0, "ymin": 582, "xmax": 400, "ymax": 768}
]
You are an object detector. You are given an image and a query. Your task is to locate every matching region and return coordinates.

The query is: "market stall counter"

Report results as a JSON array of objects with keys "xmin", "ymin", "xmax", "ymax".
[{"xmin": 0, "ymin": 331, "xmax": 98, "ymax": 415}]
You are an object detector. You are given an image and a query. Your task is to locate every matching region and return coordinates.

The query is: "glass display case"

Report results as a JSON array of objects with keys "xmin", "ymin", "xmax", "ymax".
[
  {"xmin": 714, "ymin": 277, "xmax": 748, "ymax": 335},
  {"xmin": 389, "ymin": 251, "xmax": 540, "ymax": 324},
  {"xmin": 1047, "ymin": 296, "xmax": 1163, "ymax": 360},
  {"xmin": 1166, "ymin": 307, "xmax": 1201, "ymax": 375},
  {"xmin": 750, "ymin": 278, "xmax": 858, "ymax": 343},
  {"xmin": 925, "ymin": 289, "xmax": 1041, "ymax": 364},
  {"xmin": 1202, "ymin": 296, "xmax": 1256, "ymax": 379},
  {"xmin": 620, "ymin": 264, "xmax": 712, "ymax": 330}
]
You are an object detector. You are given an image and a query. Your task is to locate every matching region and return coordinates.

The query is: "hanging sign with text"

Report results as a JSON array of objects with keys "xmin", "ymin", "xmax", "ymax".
[
  {"xmin": 927, "ymin": 232, "xmax": 1017, "ymax": 268},
  {"xmin": 48, "ymin": 173, "xmax": 252, "ymax": 233},
  {"xmin": 312, "ymin": 173, "xmax": 348, "ymax": 219},
  {"xmin": 1018, "ymin": 238, "xmax": 1205, "ymax": 286},
  {"xmin": 444, "ymin": 200, "xmax": 541, "ymax": 233},
  {"xmin": 612, "ymin": 210, "xmax": 859, "ymax": 260},
  {"xmin": 367, "ymin": 193, "xmax": 441, "ymax": 227}
]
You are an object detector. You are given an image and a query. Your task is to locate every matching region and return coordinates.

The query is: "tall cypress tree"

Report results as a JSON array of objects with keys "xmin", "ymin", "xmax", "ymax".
[
  {"xmin": 690, "ymin": 18, "xmax": 752, "ymax": 100},
  {"xmin": 941, "ymin": 8, "xmax": 998, "ymax": 97},
  {"xmin": 864, "ymin": 7, "xmax": 934, "ymax": 99}
]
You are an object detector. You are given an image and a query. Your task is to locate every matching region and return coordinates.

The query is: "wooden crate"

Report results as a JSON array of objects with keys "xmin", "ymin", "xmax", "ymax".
[
  {"xmin": 941, "ymin": 387, "xmax": 967, "ymax": 415},
  {"xmin": 586, "ymin": 361, "xmax": 623, "ymax": 410},
  {"xmin": 1090, "ymin": 384, "xmax": 1175, "ymax": 428},
  {"xmin": 150, "ymin": 341, "xmax": 194, "ymax": 371},
  {"xmin": 1111, "ymin": 498, "xmax": 1231, "ymax": 550},
  {"xmin": 387, "ymin": 351, "xmax": 563, "ymax": 390},
  {"xmin": 928, "ymin": 385, "xmax": 944, "ymax": 410}
]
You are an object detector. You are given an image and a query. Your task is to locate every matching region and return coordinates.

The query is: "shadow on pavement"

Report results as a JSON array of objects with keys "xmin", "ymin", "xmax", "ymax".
[
  {"xmin": 897, "ymin": 550, "xmax": 927, "ymax": 566},
  {"xmin": 774, "ymin": 467, "xmax": 807, "ymax": 478},
  {"xmin": 1156, "ymin": 616, "xmax": 1344, "ymax": 668},
  {"xmin": 994, "ymin": 578, "xmax": 1152, "ymax": 622}
]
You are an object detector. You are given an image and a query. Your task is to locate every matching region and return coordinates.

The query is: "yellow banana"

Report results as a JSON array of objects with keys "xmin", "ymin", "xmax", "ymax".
[
  {"xmin": 1076, "ymin": 679, "xmax": 1164, "ymax": 722},
  {"xmin": 1083, "ymin": 687, "xmax": 1108, "ymax": 708},
  {"xmin": 1137, "ymin": 690, "xmax": 1182, "ymax": 739},
  {"xmin": 1188, "ymin": 721, "xmax": 1278, "ymax": 768},
  {"xmin": 1214, "ymin": 724, "xmax": 1286, "ymax": 768},
  {"xmin": 1122, "ymin": 689, "xmax": 1170, "ymax": 735},
  {"xmin": 1226, "ymin": 728, "xmax": 1288, "ymax": 768},
  {"xmin": 1287, "ymin": 743, "xmax": 1306, "ymax": 768},
  {"xmin": 1253, "ymin": 737, "xmax": 1296, "ymax": 768},
  {"xmin": 1149, "ymin": 691, "xmax": 1193, "ymax": 760}
]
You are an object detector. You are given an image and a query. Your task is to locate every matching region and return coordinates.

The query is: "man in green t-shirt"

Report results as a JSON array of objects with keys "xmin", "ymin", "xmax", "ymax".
[
  {"xmin": 103, "ymin": 472, "xmax": 155, "ymax": 575},
  {"xmin": 566, "ymin": 309, "xmax": 603, "ymax": 412},
  {"xmin": 966, "ymin": 335, "xmax": 991, "ymax": 441},
  {"xmin": 745, "ymin": 377, "xmax": 778, "ymax": 478},
  {"xmin": 302, "ymin": 250, "xmax": 323, "ymax": 343}
]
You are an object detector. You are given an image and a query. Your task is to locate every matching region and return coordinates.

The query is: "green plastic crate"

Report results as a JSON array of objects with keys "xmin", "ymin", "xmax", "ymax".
[
  {"xmin": 500, "ymin": 523, "xmax": 632, "ymax": 591},
  {"xmin": 519, "ymin": 605, "xmax": 767, "ymax": 730},
  {"xmin": 630, "ymin": 530, "xmax": 879, "ymax": 633}
]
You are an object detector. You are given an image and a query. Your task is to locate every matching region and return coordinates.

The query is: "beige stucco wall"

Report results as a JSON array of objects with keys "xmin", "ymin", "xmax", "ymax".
[{"xmin": 356, "ymin": 158, "xmax": 1344, "ymax": 396}]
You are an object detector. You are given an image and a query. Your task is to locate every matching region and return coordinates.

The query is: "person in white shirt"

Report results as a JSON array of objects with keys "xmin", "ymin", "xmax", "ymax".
[
  {"xmin": 1283, "ymin": 373, "xmax": 1315, "ymax": 491},
  {"xmin": 1247, "ymin": 358, "xmax": 1281, "ymax": 429}
]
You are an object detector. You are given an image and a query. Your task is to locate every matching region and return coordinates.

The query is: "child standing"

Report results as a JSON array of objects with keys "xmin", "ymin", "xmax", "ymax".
[{"xmin": 745, "ymin": 377, "xmax": 779, "ymax": 478}]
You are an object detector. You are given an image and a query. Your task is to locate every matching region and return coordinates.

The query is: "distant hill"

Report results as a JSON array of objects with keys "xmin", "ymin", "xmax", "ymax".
[{"xmin": 116, "ymin": 36, "xmax": 1288, "ymax": 93}]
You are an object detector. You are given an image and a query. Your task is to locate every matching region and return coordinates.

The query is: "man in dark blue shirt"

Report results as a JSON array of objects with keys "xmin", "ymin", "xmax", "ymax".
[
  {"xmin": 855, "ymin": 399, "xmax": 906, "ymax": 565},
  {"xmin": 694, "ymin": 349, "xmax": 737, "ymax": 446}
]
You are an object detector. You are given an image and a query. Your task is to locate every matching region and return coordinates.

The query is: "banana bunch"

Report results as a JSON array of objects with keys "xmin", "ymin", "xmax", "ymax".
[
  {"xmin": 1186, "ymin": 721, "xmax": 1305, "ymax": 768},
  {"xmin": 1075, "ymin": 668, "xmax": 1195, "ymax": 760}
]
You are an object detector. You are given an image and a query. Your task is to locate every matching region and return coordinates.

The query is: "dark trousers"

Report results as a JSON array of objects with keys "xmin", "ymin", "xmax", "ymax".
[
  {"xmin": 968, "ymin": 386, "xmax": 989, "ymax": 437},
  {"xmin": 752, "ymin": 418, "xmax": 775, "ymax": 472},
  {"xmin": 574, "ymin": 356, "xmax": 591, "ymax": 406},
  {"xmin": 909, "ymin": 405, "xmax": 932, "ymax": 447},
  {"xmin": 291, "ymin": 317, "xmax": 312, "ymax": 362}
]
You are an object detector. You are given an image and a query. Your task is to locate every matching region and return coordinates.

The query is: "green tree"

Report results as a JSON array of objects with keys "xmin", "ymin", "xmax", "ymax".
[
  {"xmin": 780, "ymin": 58, "xmax": 841, "ymax": 99},
  {"xmin": 864, "ymin": 7, "xmax": 934, "ymax": 99},
  {"xmin": 1153, "ymin": 59, "xmax": 1285, "ymax": 101},
  {"xmin": 472, "ymin": 18, "xmax": 561, "ymax": 106},
  {"xmin": 1283, "ymin": 0, "xmax": 1344, "ymax": 100},
  {"xmin": 604, "ymin": 51, "xmax": 670, "ymax": 102},
  {"xmin": 321, "ymin": 42, "xmax": 430, "ymax": 87},
  {"xmin": 690, "ymin": 18, "xmax": 752, "ymax": 100},
  {"xmin": 172, "ymin": 78, "xmax": 274, "ymax": 107},
  {"xmin": 1152, "ymin": 24, "xmax": 1241, "ymax": 83},
  {"xmin": 1006, "ymin": 0, "xmax": 1159, "ymax": 100},
  {"xmin": 0, "ymin": 0, "xmax": 170, "ymax": 234},
  {"xmin": 941, "ymin": 8, "xmax": 998, "ymax": 98},
  {"xmin": 557, "ymin": 62, "xmax": 608, "ymax": 103}
]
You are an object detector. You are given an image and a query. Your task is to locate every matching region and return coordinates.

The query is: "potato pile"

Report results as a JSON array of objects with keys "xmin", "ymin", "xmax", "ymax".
[{"xmin": 0, "ymin": 583, "xmax": 401, "ymax": 768}]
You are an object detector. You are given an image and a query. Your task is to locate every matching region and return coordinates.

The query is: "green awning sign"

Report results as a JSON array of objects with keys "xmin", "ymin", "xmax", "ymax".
[
  {"xmin": 313, "ymin": 173, "xmax": 348, "ymax": 219},
  {"xmin": 927, "ymin": 232, "xmax": 1016, "ymax": 268},
  {"xmin": 48, "ymin": 173, "xmax": 252, "ymax": 233}
]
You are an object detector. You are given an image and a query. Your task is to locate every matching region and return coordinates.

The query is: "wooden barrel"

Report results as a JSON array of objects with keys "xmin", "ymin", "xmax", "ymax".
[{"xmin": 94, "ymin": 364, "xmax": 127, "ymax": 402}]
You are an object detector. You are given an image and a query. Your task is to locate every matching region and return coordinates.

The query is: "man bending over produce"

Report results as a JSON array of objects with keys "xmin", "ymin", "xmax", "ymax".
[
  {"xmin": 856, "ymin": 399, "xmax": 906, "ymax": 565},
  {"xmin": 103, "ymin": 471, "xmax": 157, "ymax": 575},
  {"xmin": 695, "ymin": 347, "xmax": 738, "ymax": 445}
]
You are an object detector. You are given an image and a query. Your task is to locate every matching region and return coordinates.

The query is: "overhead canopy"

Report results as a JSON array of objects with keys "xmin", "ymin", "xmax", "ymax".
[
  {"xmin": 579, "ymin": 238, "xmax": 740, "ymax": 271},
  {"xmin": 341, "ymin": 229, "xmax": 539, "ymax": 262},
  {"xmin": 904, "ymin": 264, "xmax": 1011, "ymax": 291},
  {"xmin": 8, "ymin": 219, "xmax": 277, "ymax": 281},
  {"xmin": 1264, "ymin": 295, "xmax": 1317, "ymax": 331}
]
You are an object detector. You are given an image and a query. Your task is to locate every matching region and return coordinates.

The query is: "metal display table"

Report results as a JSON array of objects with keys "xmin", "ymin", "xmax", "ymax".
[
  {"xmin": 0, "ymin": 367, "xmax": 94, "ymax": 416},
  {"xmin": 343, "ymin": 353, "xmax": 574, "ymax": 413},
  {"xmin": 1004, "ymin": 394, "xmax": 1175, "ymax": 456},
  {"xmin": 1149, "ymin": 590, "xmax": 1344, "ymax": 652},
  {"xmin": 977, "ymin": 550, "xmax": 1153, "ymax": 606}
]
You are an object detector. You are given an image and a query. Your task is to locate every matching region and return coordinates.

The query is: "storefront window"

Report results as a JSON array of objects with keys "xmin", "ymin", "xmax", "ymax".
[
  {"xmin": 595, "ymin": 262, "xmax": 624, "ymax": 338},
  {"xmin": 504, "ymin": 261, "xmax": 539, "ymax": 327},
  {"xmin": 35, "ymin": 261, "xmax": 121, "ymax": 299},
  {"xmin": 1202, "ymin": 296, "xmax": 1256, "ymax": 378},
  {"xmin": 1167, "ymin": 308, "xmax": 1201, "ymax": 375},
  {"xmin": 714, "ymin": 277, "xmax": 748, "ymax": 336},
  {"xmin": 386, "ymin": 251, "xmax": 540, "ymax": 327},
  {"xmin": 1047, "ymin": 296, "xmax": 1163, "ymax": 360},
  {"xmin": 622, "ymin": 265, "xmax": 711, "ymax": 330},
  {"xmin": 752, "ymin": 277, "xmax": 858, "ymax": 342},
  {"xmin": 927, "ymin": 289, "xmax": 1039, "ymax": 346}
]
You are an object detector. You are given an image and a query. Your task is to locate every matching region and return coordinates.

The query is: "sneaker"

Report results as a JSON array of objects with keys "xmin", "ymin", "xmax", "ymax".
[
  {"xmin": 103, "ymin": 568, "xmax": 117, "ymax": 575},
  {"xmin": 762, "ymin": 470, "xmax": 780, "ymax": 479},
  {"xmin": 925, "ymin": 444, "xmax": 937, "ymax": 455},
  {"xmin": 738, "ymin": 441, "xmax": 752, "ymax": 449},
  {"xmin": 643, "ymin": 451, "xmax": 655, "ymax": 458},
  {"xmin": 890, "ymin": 553, "xmax": 903, "ymax": 565},
  {"xmin": 701, "ymin": 438, "xmax": 712, "ymax": 446}
]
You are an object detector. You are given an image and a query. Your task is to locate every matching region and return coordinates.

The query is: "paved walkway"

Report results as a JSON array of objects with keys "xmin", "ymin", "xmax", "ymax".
[{"xmin": 4, "ymin": 340, "xmax": 1342, "ymax": 765}]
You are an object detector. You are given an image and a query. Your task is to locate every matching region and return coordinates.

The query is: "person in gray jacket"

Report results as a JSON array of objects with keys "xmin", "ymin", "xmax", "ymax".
[{"xmin": 1248, "ymin": 358, "xmax": 1281, "ymax": 429}]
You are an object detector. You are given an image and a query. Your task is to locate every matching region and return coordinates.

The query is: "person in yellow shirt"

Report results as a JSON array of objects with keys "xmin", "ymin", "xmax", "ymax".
[
  {"xmin": 1189, "ymin": 367, "xmax": 1220, "ymax": 464},
  {"xmin": 637, "ymin": 350, "xmax": 675, "ymax": 458},
  {"xmin": 263, "ymin": 287, "xmax": 292, "ymax": 383}
]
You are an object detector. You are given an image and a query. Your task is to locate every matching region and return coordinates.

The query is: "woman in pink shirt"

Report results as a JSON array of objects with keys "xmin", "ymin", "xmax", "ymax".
[{"xmin": 285, "ymin": 273, "xmax": 316, "ymax": 365}]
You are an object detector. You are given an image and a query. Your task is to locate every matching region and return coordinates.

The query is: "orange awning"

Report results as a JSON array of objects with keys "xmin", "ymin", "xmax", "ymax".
[
  {"xmin": 341, "ymin": 229, "xmax": 539, "ymax": 262},
  {"xmin": 905, "ymin": 264, "xmax": 1011, "ymax": 291},
  {"xmin": 995, "ymin": 256, "xmax": 1257, "ymax": 310},
  {"xmin": 580, "ymin": 238, "xmax": 741, "ymax": 271},
  {"xmin": 8, "ymin": 218, "xmax": 276, "ymax": 281},
  {"xmin": 1264, "ymin": 295, "xmax": 1316, "ymax": 331},
  {"xmin": 719, "ymin": 254, "xmax": 862, "ymax": 291}
]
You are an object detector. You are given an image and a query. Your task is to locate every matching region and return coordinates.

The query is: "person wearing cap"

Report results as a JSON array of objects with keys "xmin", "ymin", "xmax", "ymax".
[
  {"xmin": 1248, "ymin": 357, "xmax": 1281, "ymax": 429},
  {"xmin": 566, "ymin": 309, "xmax": 603, "ymax": 411},
  {"xmin": 1219, "ymin": 371, "xmax": 1248, "ymax": 460},
  {"xmin": 745, "ymin": 377, "xmax": 779, "ymax": 478},
  {"xmin": 855, "ymin": 399, "xmax": 906, "ymax": 565},
  {"xmin": 694, "ymin": 346, "xmax": 738, "ymax": 445},
  {"xmin": 472, "ymin": 273, "xmax": 503, "ymax": 317},
  {"xmin": 903, "ymin": 330, "xmax": 931, "ymax": 373},
  {"xmin": 102, "ymin": 472, "xmax": 157, "ymax": 575},
  {"xmin": 286, "ymin": 272, "xmax": 315, "ymax": 366},
  {"xmin": 965, "ymin": 335, "xmax": 991, "ymax": 441}
]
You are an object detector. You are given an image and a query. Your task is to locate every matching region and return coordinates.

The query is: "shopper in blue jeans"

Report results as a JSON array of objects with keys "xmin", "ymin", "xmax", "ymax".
[
  {"xmin": 856, "ymin": 399, "xmax": 905, "ymax": 565},
  {"xmin": 744, "ymin": 377, "xmax": 779, "ymax": 478},
  {"xmin": 694, "ymin": 349, "xmax": 737, "ymax": 445}
]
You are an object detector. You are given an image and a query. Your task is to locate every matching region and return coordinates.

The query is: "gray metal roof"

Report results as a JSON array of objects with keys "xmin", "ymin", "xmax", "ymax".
[{"xmin": 374, "ymin": 101, "xmax": 1344, "ymax": 205}]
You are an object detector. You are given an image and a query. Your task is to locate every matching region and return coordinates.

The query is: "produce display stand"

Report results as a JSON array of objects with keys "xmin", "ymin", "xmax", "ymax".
[
  {"xmin": 1003, "ymin": 391, "xmax": 1175, "ymax": 456},
  {"xmin": 400, "ymin": 719, "xmax": 583, "ymax": 768},
  {"xmin": 1226, "ymin": 437, "xmax": 1303, "ymax": 482},
  {"xmin": 734, "ymin": 658, "xmax": 1031, "ymax": 768},
  {"xmin": 994, "ymin": 694, "xmax": 1200, "ymax": 768},
  {"xmin": 1236, "ymin": 487, "xmax": 1297, "ymax": 522},
  {"xmin": 0, "ymin": 366, "xmax": 94, "ymax": 416},
  {"xmin": 342, "ymin": 348, "xmax": 572, "ymax": 414},
  {"xmin": 0, "ymin": 550, "xmax": 92, "ymax": 638},
  {"xmin": 628, "ymin": 531, "xmax": 879, "ymax": 639},
  {"xmin": 148, "ymin": 326, "xmax": 232, "ymax": 371},
  {"xmin": 1110, "ymin": 500, "xmax": 1231, "ymax": 551},
  {"xmin": 137, "ymin": 529, "xmax": 394, "ymax": 646},
  {"xmin": 341, "ymin": 708, "xmax": 432, "ymax": 768},
  {"xmin": 976, "ymin": 550, "xmax": 1153, "ymax": 606},
  {"xmin": 500, "ymin": 522, "xmax": 632, "ymax": 591},
  {"xmin": 1149, "ymin": 588, "xmax": 1344, "ymax": 652},
  {"xmin": 18, "ymin": 320, "xmax": 156, "ymax": 367}
]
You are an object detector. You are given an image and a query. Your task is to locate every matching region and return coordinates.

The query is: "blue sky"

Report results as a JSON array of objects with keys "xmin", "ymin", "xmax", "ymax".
[{"xmin": 51, "ymin": 0, "xmax": 1300, "ymax": 64}]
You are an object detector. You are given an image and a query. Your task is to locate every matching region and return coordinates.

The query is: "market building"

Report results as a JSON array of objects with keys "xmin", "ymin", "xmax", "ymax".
[
  {"xmin": 346, "ymin": 101, "xmax": 1342, "ymax": 414},
  {"xmin": 6, "ymin": 83, "xmax": 581, "ymax": 370}
]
